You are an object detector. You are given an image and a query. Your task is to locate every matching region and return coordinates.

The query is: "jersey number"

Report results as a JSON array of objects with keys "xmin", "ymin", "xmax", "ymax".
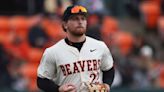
[{"xmin": 90, "ymin": 72, "xmax": 99, "ymax": 83}]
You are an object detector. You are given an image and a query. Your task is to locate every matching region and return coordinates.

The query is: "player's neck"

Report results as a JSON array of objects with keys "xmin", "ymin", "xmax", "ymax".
[{"xmin": 66, "ymin": 34, "xmax": 86, "ymax": 43}]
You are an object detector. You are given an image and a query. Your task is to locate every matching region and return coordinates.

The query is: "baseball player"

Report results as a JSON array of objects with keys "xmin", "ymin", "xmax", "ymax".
[{"xmin": 37, "ymin": 5, "xmax": 115, "ymax": 92}]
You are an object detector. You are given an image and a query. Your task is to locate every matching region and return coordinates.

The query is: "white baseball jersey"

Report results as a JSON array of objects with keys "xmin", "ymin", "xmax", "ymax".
[{"xmin": 37, "ymin": 36, "xmax": 114, "ymax": 92}]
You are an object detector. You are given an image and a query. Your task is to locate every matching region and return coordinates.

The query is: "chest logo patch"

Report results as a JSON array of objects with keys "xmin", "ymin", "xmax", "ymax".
[{"xmin": 90, "ymin": 49, "xmax": 96, "ymax": 52}]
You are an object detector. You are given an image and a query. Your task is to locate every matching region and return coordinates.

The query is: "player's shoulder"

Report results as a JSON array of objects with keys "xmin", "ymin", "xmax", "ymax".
[{"xmin": 86, "ymin": 36, "xmax": 106, "ymax": 46}]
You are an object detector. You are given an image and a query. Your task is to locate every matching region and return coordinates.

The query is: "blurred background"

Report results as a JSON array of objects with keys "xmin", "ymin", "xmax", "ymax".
[{"xmin": 0, "ymin": 0, "xmax": 164, "ymax": 92}]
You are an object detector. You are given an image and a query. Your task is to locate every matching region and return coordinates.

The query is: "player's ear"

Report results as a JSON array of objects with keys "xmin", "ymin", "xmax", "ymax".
[
  {"xmin": 62, "ymin": 21, "xmax": 67, "ymax": 32},
  {"xmin": 62, "ymin": 22, "xmax": 67, "ymax": 29}
]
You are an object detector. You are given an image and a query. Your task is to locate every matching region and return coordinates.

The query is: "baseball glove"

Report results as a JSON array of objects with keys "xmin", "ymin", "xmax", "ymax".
[{"xmin": 84, "ymin": 82, "xmax": 107, "ymax": 92}]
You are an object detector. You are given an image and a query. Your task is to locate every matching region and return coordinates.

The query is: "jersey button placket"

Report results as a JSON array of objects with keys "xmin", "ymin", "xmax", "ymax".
[{"xmin": 78, "ymin": 52, "xmax": 84, "ymax": 84}]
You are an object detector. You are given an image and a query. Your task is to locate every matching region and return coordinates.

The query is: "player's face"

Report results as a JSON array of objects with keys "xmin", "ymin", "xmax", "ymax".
[{"xmin": 65, "ymin": 15, "xmax": 87, "ymax": 36}]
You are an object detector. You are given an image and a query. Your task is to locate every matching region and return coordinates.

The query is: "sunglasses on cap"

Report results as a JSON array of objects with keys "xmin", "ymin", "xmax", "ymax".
[{"xmin": 71, "ymin": 5, "xmax": 87, "ymax": 14}]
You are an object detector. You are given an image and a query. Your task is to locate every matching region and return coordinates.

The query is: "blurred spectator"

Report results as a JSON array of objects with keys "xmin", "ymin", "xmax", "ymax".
[
  {"xmin": 0, "ymin": 44, "xmax": 13, "ymax": 88},
  {"xmin": 86, "ymin": 13, "xmax": 103, "ymax": 40},
  {"xmin": 44, "ymin": 0, "xmax": 72, "ymax": 16},
  {"xmin": 125, "ymin": 0, "xmax": 142, "ymax": 19},
  {"xmin": 139, "ymin": 1, "xmax": 161, "ymax": 33},
  {"xmin": 8, "ymin": 58, "xmax": 27, "ymax": 92},
  {"xmin": 131, "ymin": 33, "xmax": 145, "ymax": 56},
  {"xmin": 114, "ymin": 53, "xmax": 135, "ymax": 88},
  {"xmin": 132, "ymin": 45, "xmax": 154, "ymax": 89},
  {"xmin": 28, "ymin": 15, "xmax": 50, "ymax": 48},
  {"xmin": 41, "ymin": 14, "xmax": 65, "ymax": 46}
]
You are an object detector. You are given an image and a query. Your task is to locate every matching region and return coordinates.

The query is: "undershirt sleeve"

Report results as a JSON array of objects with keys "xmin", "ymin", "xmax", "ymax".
[
  {"xmin": 37, "ymin": 77, "xmax": 59, "ymax": 92},
  {"xmin": 103, "ymin": 66, "xmax": 115, "ymax": 86}
]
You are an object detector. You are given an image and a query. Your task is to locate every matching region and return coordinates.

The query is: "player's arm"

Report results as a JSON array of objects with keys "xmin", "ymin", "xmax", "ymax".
[
  {"xmin": 37, "ymin": 77, "xmax": 59, "ymax": 92},
  {"xmin": 37, "ymin": 49, "xmax": 76, "ymax": 92}
]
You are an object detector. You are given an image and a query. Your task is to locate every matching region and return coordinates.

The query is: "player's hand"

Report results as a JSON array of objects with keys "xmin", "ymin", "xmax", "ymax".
[
  {"xmin": 104, "ymin": 83, "xmax": 110, "ymax": 92},
  {"xmin": 59, "ymin": 83, "xmax": 77, "ymax": 92}
]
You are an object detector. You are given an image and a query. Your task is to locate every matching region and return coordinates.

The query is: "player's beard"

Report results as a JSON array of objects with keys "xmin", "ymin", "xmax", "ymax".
[{"xmin": 69, "ymin": 27, "xmax": 86, "ymax": 37}]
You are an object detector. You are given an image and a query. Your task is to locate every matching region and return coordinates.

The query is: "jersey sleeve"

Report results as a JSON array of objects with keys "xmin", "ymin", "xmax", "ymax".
[
  {"xmin": 37, "ymin": 48, "xmax": 56, "ymax": 80},
  {"xmin": 100, "ymin": 42, "xmax": 114, "ymax": 71}
]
